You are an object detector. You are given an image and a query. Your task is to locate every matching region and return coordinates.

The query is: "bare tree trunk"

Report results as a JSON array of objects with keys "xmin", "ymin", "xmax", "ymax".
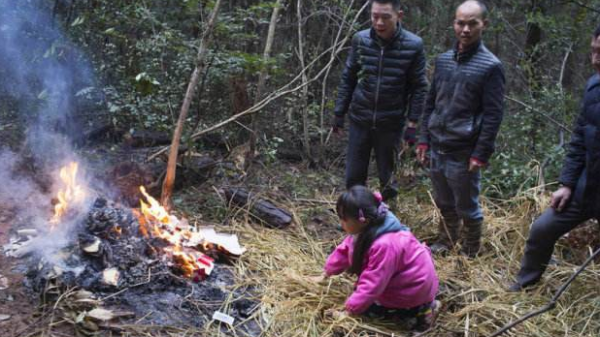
[
  {"xmin": 249, "ymin": 0, "xmax": 285, "ymax": 155},
  {"xmin": 297, "ymin": 0, "xmax": 311, "ymax": 160},
  {"xmin": 525, "ymin": 0, "xmax": 544, "ymax": 154},
  {"xmin": 160, "ymin": 0, "xmax": 223, "ymax": 209},
  {"xmin": 318, "ymin": 0, "xmax": 357, "ymax": 148},
  {"xmin": 147, "ymin": 2, "xmax": 370, "ymax": 163}
]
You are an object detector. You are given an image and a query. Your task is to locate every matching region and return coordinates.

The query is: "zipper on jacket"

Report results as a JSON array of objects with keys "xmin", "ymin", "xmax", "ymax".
[
  {"xmin": 441, "ymin": 61, "xmax": 460, "ymax": 138},
  {"xmin": 373, "ymin": 47, "xmax": 385, "ymax": 129}
]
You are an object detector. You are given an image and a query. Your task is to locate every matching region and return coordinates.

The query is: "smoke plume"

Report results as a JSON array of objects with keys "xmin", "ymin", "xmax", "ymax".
[{"xmin": 0, "ymin": 0, "xmax": 97, "ymax": 255}]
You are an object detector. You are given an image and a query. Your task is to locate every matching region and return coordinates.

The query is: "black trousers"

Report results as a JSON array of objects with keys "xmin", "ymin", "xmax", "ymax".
[
  {"xmin": 516, "ymin": 202, "xmax": 591, "ymax": 287},
  {"xmin": 345, "ymin": 121, "xmax": 402, "ymax": 200}
]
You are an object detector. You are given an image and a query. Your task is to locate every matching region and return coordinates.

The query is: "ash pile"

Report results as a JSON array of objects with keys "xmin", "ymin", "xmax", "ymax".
[{"xmin": 13, "ymin": 196, "xmax": 259, "ymax": 335}]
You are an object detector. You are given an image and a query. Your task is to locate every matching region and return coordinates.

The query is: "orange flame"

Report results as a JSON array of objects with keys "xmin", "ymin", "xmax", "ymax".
[
  {"xmin": 137, "ymin": 186, "xmax": 214, "ymax": 279},
  {"xmin": 50, "ymin": 162, "xmax": 85, "ymax": 228}
]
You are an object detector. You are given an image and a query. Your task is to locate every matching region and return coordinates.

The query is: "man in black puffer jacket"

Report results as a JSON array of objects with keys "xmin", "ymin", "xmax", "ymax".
[
  {"xmin": 508, "ymin": 26, "xmax": 600, "ymax": 292},
  {"xmin": 332, "ymin": 0, "xmax": 428, "ymax": 201},
  {"xmin": 417, "ymin": 0, "xmax": 505, "ymax": 257}
]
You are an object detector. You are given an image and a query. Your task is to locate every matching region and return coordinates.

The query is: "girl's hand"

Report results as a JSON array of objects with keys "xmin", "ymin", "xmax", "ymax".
[
  {"xmin": 324, "ymin": 309, "xmax": 347, "ymax": 320},
  {"xmin": 306, "ymin": 272, "xmax": 328, "ymax": 284}
]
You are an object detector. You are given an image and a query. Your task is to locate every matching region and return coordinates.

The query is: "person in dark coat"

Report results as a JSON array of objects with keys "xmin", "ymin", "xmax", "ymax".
[
  {"xmin": 417, "ymin": 0, "xmax": 505, "ymax": 257},
  {"xmin": 332, "ymin": 0, "xmax": 428, "ymax": 201},
  {"xmin": 509, "ymin": 26, "xmax": 600, "ymax": 291}
]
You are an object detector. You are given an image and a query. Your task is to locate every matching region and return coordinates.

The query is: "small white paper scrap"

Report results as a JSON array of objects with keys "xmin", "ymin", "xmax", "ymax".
[
  {"xmin": 212, "ymin": 311, "xmax": 235, "ymax": 325},
  {"xmin": 199, "ymin": 227, "xmax": 246, "ymax": 255}
]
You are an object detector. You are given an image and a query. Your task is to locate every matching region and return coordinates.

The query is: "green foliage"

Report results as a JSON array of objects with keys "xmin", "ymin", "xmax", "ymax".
[
  {"xmin": 484, "ymin": 84, "xmax": 579, "ymax": 197},
  {"xmin": 261, "ymin": 135, "xmax": 284, "ymax": 164},
  {"xmin": 42, "ymin": 0, "xmax": 600, "ymax": 199}
]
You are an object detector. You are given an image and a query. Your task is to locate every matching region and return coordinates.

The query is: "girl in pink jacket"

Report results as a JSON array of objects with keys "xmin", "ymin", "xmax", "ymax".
[{"xmin": 321, "ymin": 186, "xmax": 439, "ymax": 331}]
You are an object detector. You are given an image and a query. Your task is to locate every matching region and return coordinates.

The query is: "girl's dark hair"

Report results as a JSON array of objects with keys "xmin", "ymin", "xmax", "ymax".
[{"xmin": 336, "ymin": 185, "xmax": 386, "ymax": 275}]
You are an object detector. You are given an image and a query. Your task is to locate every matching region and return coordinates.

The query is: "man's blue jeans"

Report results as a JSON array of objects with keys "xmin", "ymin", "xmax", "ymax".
[{"xmin": 429, "ymin": 148, "xmax": 483, "ymax": 246}]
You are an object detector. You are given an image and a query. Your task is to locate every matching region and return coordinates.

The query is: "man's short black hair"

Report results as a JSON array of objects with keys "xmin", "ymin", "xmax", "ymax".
[
  {"xmin": 370, "ymin": 0, "xmax": 402, "ymax": 11},
  {"xmin": 594, "ymin": 24, "xmax": 600, "ymax": 39},
  {"xmin": 460, "ymin": 0, "xmax": 489, "ymax": 20}
]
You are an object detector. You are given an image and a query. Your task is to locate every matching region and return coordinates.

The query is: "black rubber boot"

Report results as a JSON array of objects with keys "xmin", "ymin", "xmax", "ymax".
[
  {"xmin": 431, "ymin": 218, "xmax": 460, "ymax": 254},
  {"xmin": 461, "ymin": 220, "xmax": 483, "ymax": 258}
]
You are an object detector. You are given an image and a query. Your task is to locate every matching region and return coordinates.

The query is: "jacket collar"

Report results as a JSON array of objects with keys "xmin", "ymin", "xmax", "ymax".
[
  {"xmin": 374, "ymin": 212, "xmax": 409, "ymax": 237},
  {"xmin": 587, "ymin": 73, "xmax": 600, "ymax": 92},
  {"xmin": 370, "ymin": 23, "xmax": 403, "ymax": 47},
  {"xmin": 453, "ymin": 39, "xmax": 482, "ymax": 63}
]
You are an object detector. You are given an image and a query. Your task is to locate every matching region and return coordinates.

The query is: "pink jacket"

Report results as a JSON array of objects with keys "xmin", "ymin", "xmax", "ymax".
[{"xmin": 324, "ymin": 231, "xmax": 439, "ymax": 315}]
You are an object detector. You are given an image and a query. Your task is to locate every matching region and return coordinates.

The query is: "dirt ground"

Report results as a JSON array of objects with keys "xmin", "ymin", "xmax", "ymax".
[{"xmin": 0, "ymin": 208, "xmax": 39, "ymax": 337}]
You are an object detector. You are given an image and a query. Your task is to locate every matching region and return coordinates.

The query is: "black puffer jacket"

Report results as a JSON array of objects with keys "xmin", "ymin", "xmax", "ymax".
[
  {"xmin": 419, "ymin": 41, "xmax": 505, "ymax": 163},
  {"xmin": 334, "ymin": 25, "xmax": 428, "ymax": 130},
  {"xmin": 559, "ymin": 73, "xmax": 600, "ymax": 217}
]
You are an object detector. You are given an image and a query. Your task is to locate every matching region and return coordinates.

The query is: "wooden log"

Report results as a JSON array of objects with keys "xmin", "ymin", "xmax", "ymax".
[
  {"xmin": 80, "ymin": 121, "xmax": 121, "ymax": 144},
  {"xmin": 123, "ymin": 130, "xmax": 172, "ymax": 148},
  {"xmin": 223, "ymin": 188, "xmax": 292, "ymax": 228},
  {"xmin": 275, "ymin": 147, "xmax": 304, "ymax": 163}
]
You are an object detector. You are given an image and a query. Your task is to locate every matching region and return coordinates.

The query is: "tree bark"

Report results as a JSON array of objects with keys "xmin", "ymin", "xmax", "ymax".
[
  {"xmin": 147, "ymin": 2, "xmax": 370, "ymax": 163},
  {"xmin": 318, "ymin": 0, "xmax": 357, "ymax": 148},
  {"xmin": 297, "ymin": 0, "xmax": 311, "ymax": 160},
  {"xmin": 160, "ymin": 0, "xmax": 223, "ymax": 209},
  {"xmin": 249, "ymin": 0, "xmax": 285, "ymax": 154},
  {"xmin": 222, "ymin": 188, "xmax": 292, "ymax": 228},
  {"xmin": 525, "ymin": 0, "xmax": 544, "ymax": 154}
]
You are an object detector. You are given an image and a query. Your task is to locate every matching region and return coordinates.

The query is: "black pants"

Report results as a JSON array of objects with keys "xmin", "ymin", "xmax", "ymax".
[
  {"xmin": 345, "ymin": 122, "xmax": 402, "ymax": 200},
  {"xmin": 516, "ymin": 202, "xmax": 591, "ymax": 287}
]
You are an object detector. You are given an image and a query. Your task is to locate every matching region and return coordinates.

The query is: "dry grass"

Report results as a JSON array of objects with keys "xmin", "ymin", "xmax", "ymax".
[
  {"xmin": 208, "ymin": 182, "xmax": 600, "ymax": 337},
  {"xmin": 29, "ymin": 168, "xmax": 600, "ymax": 337}
]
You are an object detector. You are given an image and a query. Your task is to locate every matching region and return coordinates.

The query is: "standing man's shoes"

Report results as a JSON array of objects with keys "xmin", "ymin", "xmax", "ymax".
[
  {"xmin": 506, "ymin": 281, "xmax": 538, "ymax": 293},
  {"xmin": 507, "ymin": 282, "xmax": 523, "ymax": 292},
  {"xmin": 461, "ymin": 220, "xmax": 483, "ymax": 258},
  {"xmin": 460, "ymin": 243, "xmax": 481, "ymax": 258}
]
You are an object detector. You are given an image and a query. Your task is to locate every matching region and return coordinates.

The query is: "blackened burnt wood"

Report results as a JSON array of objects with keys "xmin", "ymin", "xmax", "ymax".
[
  {"xmin": 223, "ymin": 188, "xmax": 292, "ymax": 228},
  {"xmin": 106, "ymin": 157, "xmax": 216, "ymax": 206},
  {"xmin": 81, "ymin": 122, "xmax": 121, "ymax": 144},
  {"xmin": 123, "ymin": 130, "xmax": 172, "ymax": 148}
]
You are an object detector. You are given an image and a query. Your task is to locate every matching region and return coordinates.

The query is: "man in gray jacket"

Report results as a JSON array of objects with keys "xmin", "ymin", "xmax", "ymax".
[
  {"xmin": 417, "ymin": 0, "xmax": 505, "ymax": 257},
  {"xmin": 333, "ymin": 0, "xmax": 428, "ymax": 201}
]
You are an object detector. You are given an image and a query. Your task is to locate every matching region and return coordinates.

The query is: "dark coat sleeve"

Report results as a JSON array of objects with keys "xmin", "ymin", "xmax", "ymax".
[
  {"xmin": 559, "ymin": 108, "xmax": 587, "ymax": 188},
  {"xmin": 471, "ymin": 64, "xmax": 506, "ymax": 163},
  {"xmin": 333, "ymin": 34, "xmax": 361, "ymax": 118},
  {"xmin": 406, "ymin": 45, "xmax": 428, "ymax": 123}
]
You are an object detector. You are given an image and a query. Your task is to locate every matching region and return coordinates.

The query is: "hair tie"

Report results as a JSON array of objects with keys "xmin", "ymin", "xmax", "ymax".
[
  {"xmin": 373, "ymin": 191, "xmax": 383, "ymax": 203},
  {"xmin": 377, "ymin": 202, "xmax": 389, "ymax": 217},
  {"xmin": 358, "ymin": 209, "xmax": 366, "ymax": 223}
]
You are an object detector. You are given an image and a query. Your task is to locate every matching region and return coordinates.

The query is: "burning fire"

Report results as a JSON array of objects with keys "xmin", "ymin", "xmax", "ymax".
[
  {"xmin": 137, "ymin": 186, "xmax": 214, "ymax": 280},
  {"xmin": 50, "ymin": 162, "xmax": 86, "ymax": 228}
]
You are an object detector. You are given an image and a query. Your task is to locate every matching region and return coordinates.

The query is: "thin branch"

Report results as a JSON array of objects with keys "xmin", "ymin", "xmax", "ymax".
[
  {"xmin": 505, "ymin": 96, "xmax": 572, "ymax": 134},
  {"xmin": 147, "ymin": 1, "xmax": 369, "ymax": 162},
  {"xmin": 558, "ymin": 45, "xmax": 573, "ymax": 87},
  {"xmin": 297, "ymin": 0, "xmax": 311, "ymax": 159},
  {"xmin": 160, "ymin": 0, "xmax": 222, "ymax": 209},
  {"xmin": 249, "ymin": 0, "xmax": 285, "ymax": 152},
  {"xmin": 488, "ymin": 247, "xmax": 600, "ymax": 337},
  {"xmin": 319, "ymin": 0, "xmax": 358, "ymax": 145},
  {"xmin": 191, "ymin": 54, "xmax": 215, "ymax": 134},
  {"xmin": 563, "ymin": 0, "xmax": 600, "ymax": 14}
]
